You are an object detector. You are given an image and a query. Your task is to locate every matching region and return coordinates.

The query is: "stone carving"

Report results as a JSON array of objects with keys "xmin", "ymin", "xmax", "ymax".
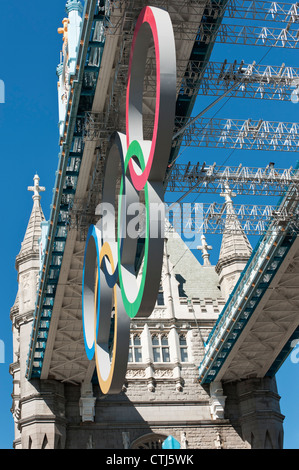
[{"xmin": 209, "ymin": 381, "xmax": 226, "ymax": 420}]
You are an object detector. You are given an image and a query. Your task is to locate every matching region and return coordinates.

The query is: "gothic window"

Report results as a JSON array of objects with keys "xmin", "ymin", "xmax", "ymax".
[
  {"xmin": 179, "ymin": 334, "xmax": 188, "ymax": 362},
  {"xmin": 152, "ymin": 334, "xmax": 170, "ymax": 362},
  {"xmin": 131, "ymin": 433, "xmax": 167, "ymax": 449},
  {"xmin": 157, "ymin": 284, "xmax": 164, "ymax": 306},
  {"xmin": 128, "ymin": 334, "xmax": 142, "ymax": 363}
]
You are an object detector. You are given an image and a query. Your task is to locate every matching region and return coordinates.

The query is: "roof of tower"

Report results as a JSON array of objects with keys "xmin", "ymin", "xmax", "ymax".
[
  {"xmin": 17, "ymin": 175, "xmax": 45, "ymax": 259},
  {"xmin": 166, "ymin": 228, "xmax": 223, "ymax": 301},
  {"xmin": 216, "ymin": 184, "xmax": 252, "ymax": 272}
]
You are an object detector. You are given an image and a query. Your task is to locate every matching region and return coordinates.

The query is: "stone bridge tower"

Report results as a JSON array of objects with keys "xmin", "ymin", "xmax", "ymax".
[{"xmin": 10, "ymin": 176, "xmax": 284, "ymax": 449}]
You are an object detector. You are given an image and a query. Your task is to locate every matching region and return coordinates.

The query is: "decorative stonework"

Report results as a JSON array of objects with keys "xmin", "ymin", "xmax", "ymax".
[
  {"xmin": 214, "ymin": 432, "xmax": 223, "ymax": 449},
  {"xmin": 122, "ymin": 432, "xmax": 130, "ymax": 449},
  {"xmin": 209, "ymin": 381, "xmax": 226, "ymax": 420},
  {"xmin": 126, "ymin": 369, "xmax": 146, "ymax": 379},
  {"xmin": 154, "ymin": 369, "xmax": 173, "ymax": 379},
  {"xmin": 79, "ymin": 383, "xmax": 96, "ymax": 423}
]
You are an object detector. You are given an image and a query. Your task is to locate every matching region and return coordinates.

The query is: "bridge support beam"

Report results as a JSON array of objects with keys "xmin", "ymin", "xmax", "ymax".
[{"xmin": 223, "ymin": 376, "xmax": 284, "ymax": 449}]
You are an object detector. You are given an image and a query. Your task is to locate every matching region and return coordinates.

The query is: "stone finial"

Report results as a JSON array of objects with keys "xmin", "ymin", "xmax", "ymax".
[
  {"xmin": 214, "ymin": 432, "xmax": 223, "ymax": 449},
  {"xmin": 220, "ymin": 182, "xmax": 237, "ymax": 207},
  {"xmin": 181, "ymin": 432, "xmax": 188, "ymax": 449},
  {"xmin": 197, "ymin": 234, "xmax": 212, "ymax": 266},
  {"xmin": 27, "ymin": 174, "xmax": 45, "ymax": 205}
]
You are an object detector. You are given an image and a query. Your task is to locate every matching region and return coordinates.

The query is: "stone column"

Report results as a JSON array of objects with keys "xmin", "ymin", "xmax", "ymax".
[
  {"xmin": 141, "ymin": 324, "xmax": 155, "ymax": 392},
  {"xmin": 168, "ymin": 326, "xmax": 183, "ymax": 391}
]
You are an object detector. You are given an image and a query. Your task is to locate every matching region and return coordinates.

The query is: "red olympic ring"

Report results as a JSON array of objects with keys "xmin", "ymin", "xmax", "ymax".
[{"xmin": 126, "ymin": 6, "xmax": 176, "ymax": 190}]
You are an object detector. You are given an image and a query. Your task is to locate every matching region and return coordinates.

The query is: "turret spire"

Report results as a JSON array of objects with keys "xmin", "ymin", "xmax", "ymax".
[
  {"xmin": 216, "ymin": 182, "xmax": 252, "ymax": 300},
  {"xmin": 17, "ymin": 175, "xmax": 45, "ymax": 260}
]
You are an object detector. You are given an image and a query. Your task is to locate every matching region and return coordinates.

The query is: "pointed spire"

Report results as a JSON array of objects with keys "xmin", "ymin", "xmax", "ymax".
[
  {"xmin": 216, "ymin": 183, "xmax": 252, "ymax": 300},
  {"xmin": 218, "ymin": 183, "xmax": 252, "ymax": 260},
  {"xmin": 16, "ymin": 175, "xmax": 46, "ymax": 263}
]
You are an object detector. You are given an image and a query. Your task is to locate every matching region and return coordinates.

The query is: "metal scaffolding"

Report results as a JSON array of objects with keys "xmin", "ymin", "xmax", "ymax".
[
  {"xmin": 173, "ymin": 117, "xmax": 299, "ymax": 151},
  {"xmin": 166, "ymin": 200, "xmax": 299, "ymax": 235},
  {"xmin": 165, "ymin": 162, "xmax": 299, "ymax": 195},
  {"xmin": 223, "ymin": 0, "xmax": 299, "ymax": 23},
  {"xmin": 199, "ymin": 21, "xmax": 299, "ymax": 48},
  {"xmin": 178, "ymin": 60, "xmax": 299, "ymax": 101}
]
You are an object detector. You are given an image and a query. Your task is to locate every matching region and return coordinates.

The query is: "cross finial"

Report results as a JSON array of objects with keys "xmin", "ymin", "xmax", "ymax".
[
  {"xmin": 220, "ymin": 182, "xmax": 236, "ymax": 204},
  {"xmin": 197, "ymin": 234, "xmax": 212, "ymax": 266},
  {"xmin": 28, "ymin": 174, "xmax": 45, "ymax": 204}
]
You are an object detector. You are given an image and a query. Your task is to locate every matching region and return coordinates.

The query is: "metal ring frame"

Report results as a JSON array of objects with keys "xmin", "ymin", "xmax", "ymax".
[{"xmin": 82, "ymin": 6, "xmax": 176, "ymax": 395}]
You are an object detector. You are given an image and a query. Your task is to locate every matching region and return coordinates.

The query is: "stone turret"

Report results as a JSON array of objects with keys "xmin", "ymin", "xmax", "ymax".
[
  {"xmin": 11, "ymin": 175, "xmax": 46, "ymax": 447},
  {"xmin": 57, "ymin": 0, "xmax": 83, "ymax": 137},
  {"xmin": 15, "ymin": 174, "xmax": 45, "ymax": 314},
  {"xmin": 215, "ymin": 183, "xmax": 252, "ymax": 300}
]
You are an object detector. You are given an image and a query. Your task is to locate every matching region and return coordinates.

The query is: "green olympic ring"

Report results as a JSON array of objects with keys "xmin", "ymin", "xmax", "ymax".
[{"xmin": 117, "ymin": 140, "xmax": 149, "ymax": 319}]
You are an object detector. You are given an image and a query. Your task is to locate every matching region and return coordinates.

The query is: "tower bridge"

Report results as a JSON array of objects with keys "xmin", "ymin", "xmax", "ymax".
[{"xmin": 10, "ymin": 0, "xmax": 299, "ymax": 449}]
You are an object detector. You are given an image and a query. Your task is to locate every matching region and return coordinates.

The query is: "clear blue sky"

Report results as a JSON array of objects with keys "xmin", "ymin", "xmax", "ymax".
[{"xmin": 0, "ymin": 0, "xmax": 298, "ymax": 449}]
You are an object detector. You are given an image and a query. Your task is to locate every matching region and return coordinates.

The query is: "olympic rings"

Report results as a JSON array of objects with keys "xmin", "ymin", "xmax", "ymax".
[
  {"xmin": 82, "ymin": 6, "xmax": 176, "ymax": 395},
  {"xmin": 126, "ymin": 6, "xmax": 176, "ymax": 190}
]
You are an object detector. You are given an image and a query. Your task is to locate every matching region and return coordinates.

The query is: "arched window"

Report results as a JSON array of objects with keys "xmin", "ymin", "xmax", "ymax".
[
  {"xmin": 157, "ymin": 284, "xmax": 164, "ymax": 305},
  {"xmin": 179, "ymin": 334, "xmax": 188, "ymax": 362},
  {"xmin": 128, "ymin": 334, "xmax": 142, "ymax": 363},
  {"xmin": 131, "ymin": 433, "xmax": 168, "ymax": 449},
  {"xmin": 152, "ymin": 334, "xmax": 170, "ymax": 362}
]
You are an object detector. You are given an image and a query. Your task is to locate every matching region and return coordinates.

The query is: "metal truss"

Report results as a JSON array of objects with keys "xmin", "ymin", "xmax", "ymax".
[
  {"xmin": 222, "ymin": 0, "xmax": 299, "ymax": 23},
  {"xmin": 103, "ymin": 0, "xmax": 205, "ymax": 37},
  {"xmin": 104, "ymin": 1, "xmax": 299, "ymax": 37},
  {"xmin": 165, "ymin": 162, "xmax": 299, "ymax": 196},
  {"xmin": 173, "ymin": 117, "xmax": 299, "ymax": 152},
  {"xmin": 83, "ymin": 111, "xmax": 117, "ymax": 141},
  {"xmin": 85, "ymin": 112, "xmax": 299, "ymax": 152},
  {"xmin": 166, "ymin": 200, "xmax": 299, "ymax": 235},
  {"xmin": 198, "ymin": 21, "xmax": 299, "ymax": 48},
  {"xmin": 179, "ymin": 59, "xmax": 299, "ymax": 100},
  {"xmin": 197, "ymin": 0, "xmax": 299, "ymax": 24}
]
